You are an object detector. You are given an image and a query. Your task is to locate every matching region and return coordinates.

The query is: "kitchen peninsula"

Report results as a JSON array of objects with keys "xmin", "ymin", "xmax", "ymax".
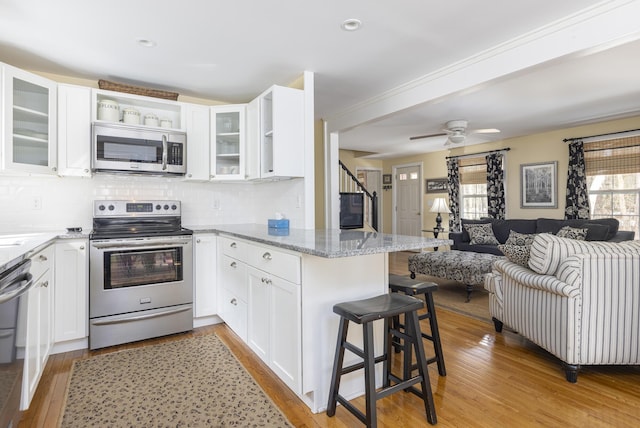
[{"xmin": 190, "ymin": 224, "xmax": 450, "ymax": 413}]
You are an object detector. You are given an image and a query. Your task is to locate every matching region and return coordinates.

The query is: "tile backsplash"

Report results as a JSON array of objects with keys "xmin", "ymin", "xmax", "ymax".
[{"xmin": 0, "ymin": 174, "xmax": 305, "ymax": 233}]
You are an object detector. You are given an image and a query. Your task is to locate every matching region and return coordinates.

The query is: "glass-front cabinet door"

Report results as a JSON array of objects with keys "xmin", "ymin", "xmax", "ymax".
[
  {"xmin": 210, "ymin": 104, "xmax": 245, "ymax": 180},
  {"xmin": 1, "ymin": 64, "xmax": 57, "ymax": 174}
]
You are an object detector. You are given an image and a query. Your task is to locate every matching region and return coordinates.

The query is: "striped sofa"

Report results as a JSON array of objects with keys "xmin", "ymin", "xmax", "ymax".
[{"xmin": 485, "ymin": 233, "xmax": 640, "ymax": 382}]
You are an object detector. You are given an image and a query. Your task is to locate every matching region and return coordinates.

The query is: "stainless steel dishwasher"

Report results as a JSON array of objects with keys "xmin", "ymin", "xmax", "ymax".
[{"xmin": 0, "ymin": 259, "xmax": 34, "ymax": 428}]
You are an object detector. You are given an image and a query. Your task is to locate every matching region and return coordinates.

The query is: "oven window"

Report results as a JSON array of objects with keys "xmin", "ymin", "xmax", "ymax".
[{"xmin": 104, "ymin": 247, "xmax": 183, "ymax": 289}]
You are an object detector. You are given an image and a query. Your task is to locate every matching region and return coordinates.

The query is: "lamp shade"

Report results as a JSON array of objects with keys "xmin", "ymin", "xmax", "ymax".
[{"xmin": 430, "ymin": 197, "xmax": 450, "ymax": 213}]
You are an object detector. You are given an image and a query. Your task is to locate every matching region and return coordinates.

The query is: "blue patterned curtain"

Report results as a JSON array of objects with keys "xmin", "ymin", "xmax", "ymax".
[
  {"xmin": 486, "ymin": 153, "xmax": 505, "ymax": 219},
  {"xmin": 565, "ymin": 140, "xmax": 590, "ymax": 219},
  {"xmin": 446, "ymin": 158, "xmax": 461, "ymax": 231}
]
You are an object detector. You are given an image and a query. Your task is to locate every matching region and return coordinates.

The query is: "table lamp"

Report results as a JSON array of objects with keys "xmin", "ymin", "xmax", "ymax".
[{"xmin": 430, "ymin": 197, "xmax": 450, "ymax": 231}]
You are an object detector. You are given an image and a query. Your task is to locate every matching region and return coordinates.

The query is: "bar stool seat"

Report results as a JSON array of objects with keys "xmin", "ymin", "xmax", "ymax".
[
  {"xmin": 326, "ymin": 293, "xmax": 437, "ymax": 427},
  {"xmin": 388, "ymin": 273, "xmax": 446, "ymax": 377}
]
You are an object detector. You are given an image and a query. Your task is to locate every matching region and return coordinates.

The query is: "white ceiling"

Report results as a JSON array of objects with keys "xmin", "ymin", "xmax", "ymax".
[{"xmin": 1, "ymin": 0, "xmax": 639, "ymax": 159}]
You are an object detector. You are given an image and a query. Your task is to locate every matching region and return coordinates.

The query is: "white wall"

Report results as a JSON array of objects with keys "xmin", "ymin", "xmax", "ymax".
[{"xmin": 0, "ymin": 174, "xmax": 305, "ymax": 233}]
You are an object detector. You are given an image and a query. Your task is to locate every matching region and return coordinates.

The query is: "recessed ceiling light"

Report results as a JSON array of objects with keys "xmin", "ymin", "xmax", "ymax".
[
  {"xmin": 136, "ymin": 38, "xmax": 157, "ymax": 48},
  {"xmin": 341, "ymin": 18, "xmax": 362, "ymax": 32}
]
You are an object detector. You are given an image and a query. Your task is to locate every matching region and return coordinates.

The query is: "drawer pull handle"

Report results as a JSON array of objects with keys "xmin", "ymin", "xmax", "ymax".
[
  {"xmin": 230, "ymin": 298, "xmax": 237, "ymax": 306},
  {"xmin": 196, "ymin": 239, "xmax": 201, "ymax": 243},
  {"xmin": 230, "ymin": 261, "xmax": 237, "ymax": 268},
  {"xmin": 230, "ymin": 242, "xmax": 237, "ymax": 248},
  {"xmin": 38, "ymin": 255, "xmax": 48, "ymax": 262},
  {"xmin": 262, "ymin": 252, "xmax": 272, "ymax": 261},
  {"xmin": 79, "ymin": 246, "xmax": 85, "ymax": 250},
  {"xmin": 41, "ymin": 280, "xmax": 49, "ymax": 288}
]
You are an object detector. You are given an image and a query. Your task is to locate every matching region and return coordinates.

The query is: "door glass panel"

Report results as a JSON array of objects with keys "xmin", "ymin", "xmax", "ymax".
[
  {"xmin": 12, "ymin": 78, "xmax": 49, "ymax": 166},
  {"xmin": 104, "ymin": 247, "xmax": 183, "ymax": 289},
  {"xmin": 215, "ymin": 111, "xmax": 240, "ymax": 175}
]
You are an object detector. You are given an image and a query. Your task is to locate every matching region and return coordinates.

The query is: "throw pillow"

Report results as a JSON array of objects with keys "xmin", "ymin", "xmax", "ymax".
[
  {"xmin": 464, "ymin": 223, "xmax": 499, "ymax": 245},
  {"xmin": 556, "ymin": 226, "xmax": 587, "ymax": 240},
  {"xmin": 505, "ymin": 230, "xmax": 536, "ymax": 246},
  {"xmin": 498, "ymin": 244, "xmax": 531, "ymax": 267}
]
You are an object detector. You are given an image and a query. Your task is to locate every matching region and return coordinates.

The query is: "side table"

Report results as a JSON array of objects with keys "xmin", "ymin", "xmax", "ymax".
[{"xmin": 422, "ymin": 228, "xmax": 447, "ymax": 251}]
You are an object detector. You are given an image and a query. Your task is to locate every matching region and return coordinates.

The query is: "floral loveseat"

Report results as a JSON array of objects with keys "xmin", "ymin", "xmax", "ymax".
[{"xmin": 485, "ymin": 233, "xmax": 640, "ymax": 382}]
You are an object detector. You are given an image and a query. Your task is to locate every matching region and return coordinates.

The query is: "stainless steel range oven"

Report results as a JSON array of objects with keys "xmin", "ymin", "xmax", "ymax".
[{"xmin": 89, "ymin": 200, "xmax": 193, "ymax": 350}]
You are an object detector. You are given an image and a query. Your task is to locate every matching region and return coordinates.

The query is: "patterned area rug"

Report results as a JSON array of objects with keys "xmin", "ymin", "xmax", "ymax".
[
  {"xmin": 410, "ymin": 273, "xmax": 491, "ymax": 322},
  {"xmin": 59, "ymin": 334, "xmax": 291, "ymax": 427}
]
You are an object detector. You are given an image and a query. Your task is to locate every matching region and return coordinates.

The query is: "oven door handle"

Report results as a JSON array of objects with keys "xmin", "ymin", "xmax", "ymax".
[
  {"xmin": 91, "ymin": 239, "xmax": 191, "ymax": 250},
  {"xmin": 91, "ymin": 306, "xmax": 192, "ymax": 326}
]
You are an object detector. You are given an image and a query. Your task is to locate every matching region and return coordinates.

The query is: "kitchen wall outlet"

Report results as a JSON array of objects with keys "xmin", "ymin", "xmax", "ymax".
[
  {"xmin": 33, "ymin": 197, "xmax": 42, "ymax": 210},
  {"xmin": 296, "ymin": 194, "xmax": 302, "ymax": 208},
  {"xmin": 213, "ymin": 199, "xmax": 220, "ymax": 210}
]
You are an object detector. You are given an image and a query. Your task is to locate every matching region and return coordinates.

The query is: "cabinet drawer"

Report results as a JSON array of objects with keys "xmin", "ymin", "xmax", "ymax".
[
  {"xmin": 219, "ymin": 288, "xmax": 247, "ymax": 342},
  {"xmin": 219, "ymin": 254, "xmax": 247, "ymax": 301},
  {"xmin": 247, "ymin": 245, "xmax": 300, "ymax": 284},
  {"xmin": 29, "ymin": 245, "xmax": 54, "ymax": 281},
  {"xmin": 218, "ymin": 236, "xmax": 248, "ymax": 262}
]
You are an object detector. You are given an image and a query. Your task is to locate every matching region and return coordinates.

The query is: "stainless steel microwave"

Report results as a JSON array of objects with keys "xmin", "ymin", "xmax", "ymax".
[{"xmin": 92, "ymin": 123, "xmax": 186, "ymax": 175}]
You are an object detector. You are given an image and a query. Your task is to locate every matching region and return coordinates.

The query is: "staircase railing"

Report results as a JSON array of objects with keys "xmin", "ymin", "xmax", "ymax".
[{"xmin": 339, "ymin": 161, "xmax": 378, "ymax": 231}]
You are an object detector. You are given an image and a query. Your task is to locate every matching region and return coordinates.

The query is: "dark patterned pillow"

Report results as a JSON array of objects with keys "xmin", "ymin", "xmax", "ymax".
[
  {"xmin": 505, "ymin": 230, "xmax": 536, "ymax": 246},
  {"xmin": 556, "ymin": 226, "xmax": 587, "ymax": 240},
  {"xmin": 465, "ymin": 223, "xmax": 499, "ymax": 245},
  {"xmin": 498, "ymin": 244, "xmax": 532, "ymax": 267}
]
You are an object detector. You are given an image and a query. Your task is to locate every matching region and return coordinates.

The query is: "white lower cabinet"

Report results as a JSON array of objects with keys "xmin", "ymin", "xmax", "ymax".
[
  {"xmin": 20, "ymin": 245, "xmax": 54, "ymax": 410},
  {"xmin": 194, "ymin": 233, "xmax": 217, "ymax": 318},
  {"xmin": 217, "ymin": 234, "xmax": 302, "ymax": 394},
  {"xmin": 54, "ymin": 239, "xmax": 88, "ymax": 344},
  {"xmin": 247, "ymin": 266, "xmax": 301, "ymax": 393}
]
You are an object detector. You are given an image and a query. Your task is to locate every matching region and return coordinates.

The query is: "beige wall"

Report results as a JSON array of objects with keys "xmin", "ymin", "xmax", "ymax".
[{"xmin": 333, "ymin": 115, "xmax": 640, "ymax": 233}]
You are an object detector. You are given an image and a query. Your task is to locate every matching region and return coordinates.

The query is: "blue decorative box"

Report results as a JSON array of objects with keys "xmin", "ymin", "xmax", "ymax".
[
  {"xmin": 268, "ymin": 219, "xmax": 289, "ymax": 229},
  {"xmin": 268, "ymin": 227, "xmax": 289, "ymax": 236}
]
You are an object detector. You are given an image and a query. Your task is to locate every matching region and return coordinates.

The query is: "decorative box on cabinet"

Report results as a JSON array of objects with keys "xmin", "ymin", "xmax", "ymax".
[
  {"xmin": 1, "ymin": 63, "xmax": 57, "ymax": 175},
  {"xmin": 57, "ymin": 84, "xmax": 92, "ymax": 177},
  {"xmin": 210, "ymin": 105, "xmax": 246, "ymax": 180},
  {"xmin": 194, "ymin": 233, "xmax": 219, "ymax": 326},
  {"xmin": 54, "ymin": 239, "xmax": 88, "ymax": 349}
]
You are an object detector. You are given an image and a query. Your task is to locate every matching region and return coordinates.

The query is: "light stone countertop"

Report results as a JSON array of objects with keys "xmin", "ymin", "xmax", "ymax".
[
  {"xmin": 187, "ymin": 224, "xmax": 451, "ymax": 258},
  {"xmin": 0, "ymin": 231, "xmax": 89, "ymax": 273}
]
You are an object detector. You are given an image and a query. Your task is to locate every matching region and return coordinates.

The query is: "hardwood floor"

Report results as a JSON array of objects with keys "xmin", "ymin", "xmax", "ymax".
[{"xmin": 21, "ymin": 252, "xmax": 640, "ymax": 427}]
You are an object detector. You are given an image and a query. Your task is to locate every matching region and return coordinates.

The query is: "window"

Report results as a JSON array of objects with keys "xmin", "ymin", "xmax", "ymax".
[
  {"xmin": 458, "ymin": 156, "xmax": 488, "ymax": 219},
  {"xmin": 584, "ymin": 135, "xmax": 640, "ymax": 237}
]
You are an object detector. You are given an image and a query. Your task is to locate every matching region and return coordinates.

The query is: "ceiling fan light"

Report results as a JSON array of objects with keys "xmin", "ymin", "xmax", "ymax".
[
  {"xmin": 475, "ymin": 128, "xmax": 501, "ymax": 134},
  {"xmin": 448, "ymin": 133, "xmax": 466, "ymax": 144}
]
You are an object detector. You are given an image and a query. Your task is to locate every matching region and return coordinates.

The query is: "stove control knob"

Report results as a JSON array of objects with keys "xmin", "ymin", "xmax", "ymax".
[
  {"xmin": 98, "ymin": 204, "xmax": 106, "ymax": 211},
  {"xmin": 156, "ymin": 204, "xmax": 161, "ymax": 211},
  {"xmin": 171, "ymin": 204, "xmax": 177, "ymax": 210},
  {"xmin": 164, "ymin": 204, "xmax": 169, "ymax": 210},
  {"xmin": 108, "ymin": 204, "xmax": 115, "ymax": 211}
]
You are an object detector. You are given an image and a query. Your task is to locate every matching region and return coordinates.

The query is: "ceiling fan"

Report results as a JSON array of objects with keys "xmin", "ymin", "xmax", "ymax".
[{"xmin": 410, "ymin": 120, "xmax": 500, "ymax": 146}]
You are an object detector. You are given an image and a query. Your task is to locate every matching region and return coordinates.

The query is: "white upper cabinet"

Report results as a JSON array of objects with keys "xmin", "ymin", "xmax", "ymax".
[
  {"xmin": 210, "ymin": 104, "xmax": 246, "ymax": 181},
  {"xmin": 183, "ymin": 103, "xmax": 210, "ymax": 181},
  {"xmin": 1, "ymin": 63, "xmax": 57, "ymax": 174},
  {"xmin": 57, "ymin": 84, "xmax": 92, "ymax": 177},
  {"xmin": 256, "ymin": 85, "xmax": 304, "ymax": 179}
]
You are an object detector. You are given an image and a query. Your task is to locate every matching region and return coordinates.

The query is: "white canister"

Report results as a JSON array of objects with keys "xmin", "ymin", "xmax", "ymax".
[
  {"xmin": 122, "ymin": 108, "xmax": 141, "ymax": 124},
  {"xmin": 160, "ymin": 118, "xmax": 172, "ymax": 128},
  {"xmin": 97, "ymin": 99, "xmax": 119, "ymax": 122},
  {"xmin": 144, "ymin": 113, "xmax": 159, "ymax": 127}
]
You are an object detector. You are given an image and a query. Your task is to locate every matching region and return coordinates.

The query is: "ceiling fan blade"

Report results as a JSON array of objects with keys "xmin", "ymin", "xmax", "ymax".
[{"xmin": 409, "ymin": 132, "xmax": 447, "ymax": 141}]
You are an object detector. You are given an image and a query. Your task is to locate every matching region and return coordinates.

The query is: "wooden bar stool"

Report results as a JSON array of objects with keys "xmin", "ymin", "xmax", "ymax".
[
  {"xmin": 326, "ymin": 293, "xmax": 437, "ymax": 427},
  {"xmin": 388, "ymin": 274, "xmax": 446, "ymax": 377}
]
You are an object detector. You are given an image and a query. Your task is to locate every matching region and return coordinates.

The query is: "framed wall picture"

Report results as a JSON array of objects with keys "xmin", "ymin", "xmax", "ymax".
[
  {"xmin": 520, "ymin": 161, "xmax": 558, "ymax": 208},
  {"xmin": 382, "ymin": 174, "xmax": 392, "ymax": 185},
  {"xmin": 425, "ymin": 177, "xmax": 448, "ymax": 194}
]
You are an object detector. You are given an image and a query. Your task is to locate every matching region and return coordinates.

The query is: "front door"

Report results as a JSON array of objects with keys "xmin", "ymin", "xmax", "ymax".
[{"xmin": 395, "ymin": 164, "xmax": 422, "ymax": 236}]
